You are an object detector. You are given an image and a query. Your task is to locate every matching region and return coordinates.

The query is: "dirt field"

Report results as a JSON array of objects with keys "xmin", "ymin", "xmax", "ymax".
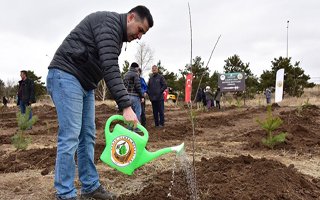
[{"xmin": 0, "ymin": 101, "xmax": 320, "ymax": 199}]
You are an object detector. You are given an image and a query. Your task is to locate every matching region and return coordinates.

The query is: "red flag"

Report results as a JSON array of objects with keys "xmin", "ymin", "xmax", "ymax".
[
  {"xmin": 185, "ymin": 73, "xmax": 193, "ymax": 103},
  {"xmin": 163, "ymin": 88, "xmax": 169, "ymax": 102}
]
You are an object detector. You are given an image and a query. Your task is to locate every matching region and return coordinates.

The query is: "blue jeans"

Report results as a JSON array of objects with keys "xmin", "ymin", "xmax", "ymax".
[
  {"xmin": 128, "ymin": 95, "xmax": 141, "ymax": 122},
  {"xmin": 19, "ymin": 100, "xmax": 32, "ymax": 120},
  {"xmin": 47, "ymin": 69, "xmax": 100, "ymax": 199}
]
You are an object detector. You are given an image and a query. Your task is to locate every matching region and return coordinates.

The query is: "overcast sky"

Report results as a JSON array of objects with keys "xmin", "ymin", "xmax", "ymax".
[{"xmin": 1, "ymin": 0, "xmax": 319, "ymax": 85}]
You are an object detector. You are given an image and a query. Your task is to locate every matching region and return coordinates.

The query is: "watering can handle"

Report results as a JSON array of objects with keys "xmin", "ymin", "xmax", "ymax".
[{"xmin": 105, "ymin": 115, "xmax": 149, "ymax": 140}]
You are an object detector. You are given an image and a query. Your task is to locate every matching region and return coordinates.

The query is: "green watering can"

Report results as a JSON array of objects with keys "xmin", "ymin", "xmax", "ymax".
[{"xmin": 100, "ymin": 115, "xmax": 184, "ymax": 175}]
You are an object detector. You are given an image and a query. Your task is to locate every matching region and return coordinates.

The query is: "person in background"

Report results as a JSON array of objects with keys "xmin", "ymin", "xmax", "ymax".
[
  {"xmin": 211, "ymin": 89, "xmax": 216, "ymax": 108},
  {"xmin": 204, "ymin": 86, "xmax": 213, "ymax": 110},
  {"xmin": 2, "ymin": 96, "xmax": 8, "ymax": 107},
  {"xmin": 46, "ymin": 5, "xmax": 153, "ymax": 200},
  {"xmin": 17, "ymin": 70, "xmax": 35, "ymax": 119},
  {"xmin": 195, "ymin": 87, "xmax": 203, "ymax": 110},
  {"xmin": 202, "ymin": 87, "xmax": 207, "ymax": 108},
  {"xmin": 147, "ymin": 65, "xmax": 167, "ymax": 128},
  {"xmin": 123, "ymin": 62, "xmax": 144, "ymax": 124},
  {"xmin": 138, "ymin": 67, "xmax": 148, "ymax": 127},
  {"xmin": 214, "ymin": 87, "xmax": 222, "ymax": 109},
  {"xmin": 264, "ymin": 88, "xmax": 272, "ymax": 104}
]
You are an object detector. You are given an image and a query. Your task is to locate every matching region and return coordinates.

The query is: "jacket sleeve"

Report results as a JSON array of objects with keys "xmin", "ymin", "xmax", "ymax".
[
  {"xmin": 146, "ymin": 79, "xmax": 150, "ymax": 95},
  {"xmin": 92, "ymin": 14, "xmax": 131, "ymax": 110},
  {"xmin": 160, "ymin": 75, "xmax": 167, "ymax": 93},
  {"xmin": 134, "ymin": 74, "xmax": 143, "ymax": 98}
]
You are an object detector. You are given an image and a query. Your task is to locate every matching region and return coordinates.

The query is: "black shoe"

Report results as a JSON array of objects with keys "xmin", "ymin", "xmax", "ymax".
[
  {"xmin": 56, "ymin": 196, "xmax": 77, "ymax": 200},
  {"xmin": 80, "ymin": 185, "xmax": 115, "ymax": 200}
]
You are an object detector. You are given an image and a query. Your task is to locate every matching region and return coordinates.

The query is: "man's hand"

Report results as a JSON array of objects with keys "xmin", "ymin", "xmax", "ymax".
[{"xmin": 123, "ymin": 107, "xmax": 139, "ymax": 128}]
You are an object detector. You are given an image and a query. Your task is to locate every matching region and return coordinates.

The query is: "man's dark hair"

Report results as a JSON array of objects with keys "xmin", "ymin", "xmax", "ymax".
[
  {"xmin": 130, "ymin": 62, "xmax": 139, "ymax": 69},
  {"xmin": 129, "ymin": 5, "xmax": 153, "ymax": 28},
  {"xmin": 20, "ymin": 70, "xmax": 28, "ymax": 77},
  {"xmin": 137, "ymin": 68, "xmax": 142, "ymax": 74}
]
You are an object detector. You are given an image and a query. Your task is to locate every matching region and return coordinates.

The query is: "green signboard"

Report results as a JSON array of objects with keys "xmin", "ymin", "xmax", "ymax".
[{"xmin": 218, "ymin": 72, "xmax": 246, "ymax": 92}]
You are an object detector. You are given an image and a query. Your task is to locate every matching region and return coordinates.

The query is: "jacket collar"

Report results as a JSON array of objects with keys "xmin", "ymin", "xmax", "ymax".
[{"xmin": 120, "ymin": 13, "xmax": 128, "ymax": 42}]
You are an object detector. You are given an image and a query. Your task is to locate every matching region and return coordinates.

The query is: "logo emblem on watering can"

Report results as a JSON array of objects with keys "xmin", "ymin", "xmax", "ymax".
[
  {"xmin": 111, "ymin": 135, "xmax": 136, "ymax": 166},
  {"xmin": 100, "ymin": 115, "xmax": 184, "ymax": 175}
]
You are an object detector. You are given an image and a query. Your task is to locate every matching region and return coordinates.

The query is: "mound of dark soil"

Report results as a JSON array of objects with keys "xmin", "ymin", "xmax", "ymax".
[
  {"xmin": 0, "ymin": 147, "xmax": 56, "ymax": 173},
  {"xmin": 147, "ymin": 122, "xmax": 203, "ymax": 141},
  {"xmin": 280, "ymin": 106, "xmax": 320, "ymax": 126},
  {"xmin": 95, "ymin": 104, "xmax": 118, "ymax": 114},
  {"xmin": 0, "ymin": 134, "xmax": 13, "ymax": 144},
  {"xmin": 119, "ymin": 155, "xmax": 320, "ymax": 199}
]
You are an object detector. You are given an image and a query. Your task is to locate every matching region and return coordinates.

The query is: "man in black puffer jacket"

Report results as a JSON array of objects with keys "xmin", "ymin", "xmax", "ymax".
[
  {"xmin": 124, "ymin": 62, "xmax": 144, "ymax": 123},
  {"xmin": 46, "ymin": 5, "xmax": 153, "ymax": 200}
]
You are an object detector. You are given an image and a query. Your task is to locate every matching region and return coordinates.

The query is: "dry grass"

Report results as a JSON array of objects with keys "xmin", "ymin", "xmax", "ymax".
[{"xmin": 230, "ymin": 85, "xmax": 320, "ymax": 107}]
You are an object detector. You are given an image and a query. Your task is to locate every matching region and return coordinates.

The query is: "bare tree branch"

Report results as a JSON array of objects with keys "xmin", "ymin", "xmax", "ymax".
[
  {"xmin": 135, "ymin": 42, "xmax": 154, "ymax": 72},
  {"xmin": 96, "ymin": 80, "xmax": 107, "ymax": 101}
]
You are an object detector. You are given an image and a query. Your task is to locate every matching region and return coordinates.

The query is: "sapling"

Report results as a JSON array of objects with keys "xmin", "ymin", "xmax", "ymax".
[
  {"xmin": 296, "ymin": 102, "xmax": 304, "ymax": 117},
  {"xmin": 226, "ymin": 96, "xmax": 233, "ymax": 106},
  {"xmin": 256, "ymin": 105, "xmax": 286, "ymax": 149},
  {"xmin": 11, "ymin": 106, "xmax": 38, "ymax": 150},
  {"xmin": 235, "ymin": 98, "xmax": 242, "ymax": 108},
  {"xmin": 302, "ymin": 98, "xmax": 312, "ymax": 109}
]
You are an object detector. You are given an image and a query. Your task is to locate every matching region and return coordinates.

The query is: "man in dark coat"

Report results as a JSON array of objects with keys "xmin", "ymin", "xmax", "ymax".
[
  {"xmin": 214, "ymin": 87, "xmax": 222, "ymax": 109},
  {"xmin": 195, "ymin": 88, "xmax": 203, "ymax": 110},
  {"xmin": 46, "ymin": 5, "xmax": 153, "ymax": 200},
  {"xmin": 148, "ymin": 65, "xmax": 167, "ymax": 127},
  {"xmin": 17, "ymin": 70, "xmax": 35, "ymax": 118},
  {"xmin": 123, "ymin": 62, "xmax": 144, "ymax": 123}
]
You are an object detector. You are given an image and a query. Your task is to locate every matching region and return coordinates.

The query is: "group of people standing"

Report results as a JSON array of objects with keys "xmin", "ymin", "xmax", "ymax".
[
  {"xmin": 196, "ymin": 86, "xmax": 222, "ymax": 110},
  {"xmin": 123, "ymin": 63, "xmax": 167, "ymax": 129}
]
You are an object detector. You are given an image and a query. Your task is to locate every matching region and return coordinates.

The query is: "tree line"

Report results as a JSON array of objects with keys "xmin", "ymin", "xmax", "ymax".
[
  {"xmin": 0, "ymin": 54, "xmax": 315, "ymax": 103},
  {"xmin": 119, "ymin": 54, "xmax": 315, "ymax": 101}
]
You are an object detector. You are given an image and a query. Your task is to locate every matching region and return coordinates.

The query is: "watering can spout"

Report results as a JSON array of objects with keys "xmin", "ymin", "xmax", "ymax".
[{"xmin": 140, "ymin": 143, "xmax": 185, "ymax": 167}]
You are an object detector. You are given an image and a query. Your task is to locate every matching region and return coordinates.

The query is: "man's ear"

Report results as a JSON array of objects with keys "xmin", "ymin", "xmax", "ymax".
[{"xmin": 127, "ymin": 12, "xmax": 135, "ymax": 23}]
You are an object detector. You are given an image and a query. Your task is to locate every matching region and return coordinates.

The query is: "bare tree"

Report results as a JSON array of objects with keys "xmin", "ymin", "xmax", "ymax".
[
  {"xmin": 135, "ymin": 42, "xmax": 154, "ymax": 73},
  {"xmin": 6, "ymin": 79, "xmax": 18, "ymax": 100},
  {"xmin": 95, "ymin": 80, "xmax": 107, "ymax": 101}
]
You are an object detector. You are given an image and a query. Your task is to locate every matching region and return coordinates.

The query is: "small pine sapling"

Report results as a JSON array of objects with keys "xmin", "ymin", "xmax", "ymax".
[
  {"xmin": 256, "ymin": 105, "xmax": 286, "ymax": 149},
  {"xmin": 235, "ymin": 98, "xmax": 242, "ymax": 108},
  {"xmin": 11, "ymin": 106, "xmax": 38, "ymax": 150},
  {"xmin": 302, "ymin": 98, "xmax": 312, "ymax": 109}
]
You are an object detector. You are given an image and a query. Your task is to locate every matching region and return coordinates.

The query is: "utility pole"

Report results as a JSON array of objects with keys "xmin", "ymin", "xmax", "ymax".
[{"xmin": 286, "ymin": 20, "xmax": 289, "ymax": 58}]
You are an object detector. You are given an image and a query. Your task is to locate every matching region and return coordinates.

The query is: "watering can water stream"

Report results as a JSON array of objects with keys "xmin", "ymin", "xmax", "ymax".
[{"xmin": 100, "ymin": 115, "xmax": 184, "ymax": 175}]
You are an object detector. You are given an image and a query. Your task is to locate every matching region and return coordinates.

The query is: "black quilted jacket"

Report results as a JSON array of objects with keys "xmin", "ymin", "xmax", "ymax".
[
  {"xmin": 123, "ymin": 67, "xmax": 143, "ymax": 98},
  {"xmin": 49, "ymin": 11, "xmax": 130, "ymax": 109}
]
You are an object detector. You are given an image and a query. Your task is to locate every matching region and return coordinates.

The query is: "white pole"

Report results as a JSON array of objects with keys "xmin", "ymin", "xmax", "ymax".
[{"xmin": 286, "ymin": 20, "xmax": 289, "ymax": 58}]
